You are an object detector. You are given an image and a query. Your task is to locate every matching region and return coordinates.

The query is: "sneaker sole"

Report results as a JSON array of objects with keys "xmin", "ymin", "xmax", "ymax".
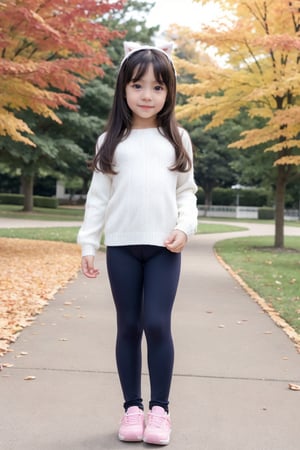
[
  {"xmin": 143, "ymin": 436, "xmax": 170, "ymax": 445},
  {"xmin": 119, "ymin": 434, "xmax": 143, "ymax": 442}
]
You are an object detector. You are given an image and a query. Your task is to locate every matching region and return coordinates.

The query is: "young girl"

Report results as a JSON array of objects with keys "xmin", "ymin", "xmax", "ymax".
[{"xmin": 77, "ymin": 42, "xmax": 198, "ymax": 446}]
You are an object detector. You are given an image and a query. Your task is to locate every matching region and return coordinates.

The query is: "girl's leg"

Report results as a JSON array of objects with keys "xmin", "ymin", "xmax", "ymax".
[
  {"xmin": 143, "ymin": 247, "xmax": 181, "ymax": 412},
  {"xmin": 106, "ymin": 246, "xmax": 144, "ymax": 411}
]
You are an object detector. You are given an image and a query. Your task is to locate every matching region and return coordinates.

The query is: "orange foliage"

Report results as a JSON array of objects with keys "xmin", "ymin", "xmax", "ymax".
[{"xmin": 0, "ymin": 0, "xmax": 124, "ymax": 144}]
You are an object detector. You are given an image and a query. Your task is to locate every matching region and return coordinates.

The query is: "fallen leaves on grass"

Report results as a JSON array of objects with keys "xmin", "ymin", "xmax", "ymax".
[
  {"xmin": 215, "ymin": 251, "xmax": 300, "ymax": 353},
  {"xmin": 0, "ymin": 238, "xmax": 81, "ymax": 356}
]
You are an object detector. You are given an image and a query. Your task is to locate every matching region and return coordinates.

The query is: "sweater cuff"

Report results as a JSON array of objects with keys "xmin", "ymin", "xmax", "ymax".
[{"xmin": 81, "ymin": 244, "xmax": 97, "ymax": 257}]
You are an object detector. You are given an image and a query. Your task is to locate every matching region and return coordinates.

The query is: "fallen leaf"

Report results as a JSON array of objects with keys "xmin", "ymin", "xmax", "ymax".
[
  {"xmin": 24, "ymin": 375, "xmax": 36, "ymax": 381},
  {"xmin": 288, "ymin": 383, "xmax": 300, "ymax": 391}
]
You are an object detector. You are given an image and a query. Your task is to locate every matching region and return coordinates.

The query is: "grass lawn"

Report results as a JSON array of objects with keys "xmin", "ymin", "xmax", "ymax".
[
  {"xmin": 198, "ymin": 222, "xmax": 248, "ymax": 233},
  {"xmin": 215, "ymin": 236, "xmax": 300, "ymax": 335},
  {"xmin": 0, "ymin": 227, "xmax": 80, "ymax": 243},
  {"xmin": 199, "ymin": 216, "xmax": 300, "ymax": 227},
  {"xmin": 0, "ymin": 204, "xmax": 84, "ymax": 221},
  {"xmin": 0, "ymin": 222, "xmax": 246, "ymax": 243}
]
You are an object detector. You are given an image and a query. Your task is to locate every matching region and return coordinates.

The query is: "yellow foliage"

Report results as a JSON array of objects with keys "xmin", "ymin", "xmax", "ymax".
[
  {"xmin": 265, "ymin": 140, "xmax": 300, "ymax": 153},
  {"xmin": 0, "ymin": 108, "xmax": 35, "ymax": 146},
  {"xmin": 0, "ymin": 76, "xmax": 63, "ymax": 145},
  {"xmin": 177, "ymin": 0, "xmax": 300, "ymax": 164},
  {"xmin": 275, "ymin": 155, "xmax": 300, "ymax": 165}
]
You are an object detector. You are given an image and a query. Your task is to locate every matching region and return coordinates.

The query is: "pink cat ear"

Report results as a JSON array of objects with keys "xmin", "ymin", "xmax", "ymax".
[
  {"xmin": 158, "ymin": 43, "xmax": 173, "ymax": 56},
  {"xmin": 120, "ymin": 41, "xmax": 175, "ymax": 73},
  {"xmin": 123, "ymin": 41, "xmax": 140, "ymax": 55},
  {"xmin": 123, "ymin": 41, "xmax": 173, "ymax": 57}
]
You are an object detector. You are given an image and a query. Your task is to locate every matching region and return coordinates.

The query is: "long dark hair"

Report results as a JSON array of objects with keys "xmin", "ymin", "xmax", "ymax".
[{"xmin": 92, "ymin": 48, "xmax": 191, "ymax": 174}]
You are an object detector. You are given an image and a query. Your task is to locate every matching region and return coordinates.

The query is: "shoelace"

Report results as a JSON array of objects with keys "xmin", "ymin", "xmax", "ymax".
[
  {"xmin": 124, "ymin": 411, "xmax": 143, "ymax": 425},
  {"xmin": 148, "ymin": 411, "xmax": 168, "ymax": 428}
]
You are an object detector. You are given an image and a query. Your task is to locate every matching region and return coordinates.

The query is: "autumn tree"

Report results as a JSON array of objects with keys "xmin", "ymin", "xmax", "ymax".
[
  {"xmin": 0, "ymin": 0, "xmax": 124, "ymax": 144},
  {"xmin": 0, "ymin": 0, "xmax": 123, "ymax": 210},
  {"xmin": 176, "ymin": 0, "xmax": 300, "ymax": 248}
]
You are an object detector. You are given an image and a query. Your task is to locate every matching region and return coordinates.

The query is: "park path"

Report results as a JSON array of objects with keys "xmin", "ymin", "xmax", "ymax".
[{"xmin": 0, "ymin": 218, "xmax": 299, "ymax": 450}]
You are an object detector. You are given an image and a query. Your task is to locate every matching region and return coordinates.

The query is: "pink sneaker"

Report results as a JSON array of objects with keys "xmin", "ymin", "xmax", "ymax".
[
  {"xmin": 143, "ymin": 406, "xmax": 171, "ymax": 445},
  {"xmin": 118, "ymin": 406, "xmax": 144, "ymax": 442}
]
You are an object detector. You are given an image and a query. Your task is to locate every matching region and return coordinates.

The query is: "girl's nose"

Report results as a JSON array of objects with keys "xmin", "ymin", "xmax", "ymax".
[{"xmin": 142, "ymin": 88, "xmax": 152, "ymax": 100}]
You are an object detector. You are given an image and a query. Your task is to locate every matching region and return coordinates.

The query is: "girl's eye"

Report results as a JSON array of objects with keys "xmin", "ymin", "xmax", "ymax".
[
  {"xmin": 132, "ymin": 83, "xmax": 142, "ymax": 89},
  {"xmin": 154, "ymin": 85, "xmax": 164, "ymax": 91}
]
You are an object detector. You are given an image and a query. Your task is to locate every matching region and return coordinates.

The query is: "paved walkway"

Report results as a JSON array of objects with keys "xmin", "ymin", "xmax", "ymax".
[{"xmin": 0, "ymin": 220, "xmax": 300, "ymax": 450}]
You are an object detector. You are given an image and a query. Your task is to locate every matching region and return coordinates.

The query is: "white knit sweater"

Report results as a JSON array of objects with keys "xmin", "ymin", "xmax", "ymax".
[{"xmin": 77, "ymin": 127, "xmax": 198, "ymax": 256}]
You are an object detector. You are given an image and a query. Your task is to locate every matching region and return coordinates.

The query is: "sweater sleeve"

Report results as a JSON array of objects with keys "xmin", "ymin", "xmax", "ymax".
[
  {"xmin": 174, "ymin": 129, "xmax": 198, "ymax": 236},
  {"xmin": 77, "ymin": 135, "xmax": 112, "ymax": 256}
]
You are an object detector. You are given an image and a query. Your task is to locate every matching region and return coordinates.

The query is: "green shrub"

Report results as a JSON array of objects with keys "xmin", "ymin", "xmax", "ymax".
[
  {"xmin": 33, "ymin": 196, "xmax": 58, "ymax": 208},
  {"xmin": 196, "ymin": 188, "xmax": 204, "ymax": 204},
  {"xmin": 239, "ymin": 189, "xmax": 268, "ymax": 207},
  {"xmin": 0, "ymin": 193, "xmax": 24, "ymax": 205},
  {"xmin": 258, "ymin": 207, "xmax": 274, "ymax": 220},
  {"xmin": 213, "ymin": 188, "xmax": 235, "ymax": 205},
  {"xmin": 196, "ymin": 187, "xmax": 271, "ymax": 207},
  {"xmin": 0, "ymin": 193, "xmax": 58, "ymax": 209}
]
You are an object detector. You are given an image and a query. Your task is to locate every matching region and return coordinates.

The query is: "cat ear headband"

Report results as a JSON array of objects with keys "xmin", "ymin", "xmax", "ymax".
[{"xmin": 119, "ymin": 41, "xmax": 175, "ymax": 71}]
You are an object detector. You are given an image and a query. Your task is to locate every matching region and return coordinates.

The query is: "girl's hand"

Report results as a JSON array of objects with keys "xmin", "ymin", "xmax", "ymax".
[
  {"xmin": 81, "ymin": 255, "xmax": 100, "ymax": 278},
  {"xmin": 165, "ymin": 230, "xmax": 187, "ymax": 253}
]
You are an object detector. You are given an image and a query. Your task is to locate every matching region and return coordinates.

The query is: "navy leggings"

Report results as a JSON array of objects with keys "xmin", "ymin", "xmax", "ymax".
[{"xmin": 106, "ymin": 245, "xmax": 181, "ymax": 412}]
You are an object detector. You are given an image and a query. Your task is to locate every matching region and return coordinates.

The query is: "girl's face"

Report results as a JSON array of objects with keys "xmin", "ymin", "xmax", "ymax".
[{"xmin": 125, "ymin": 63, "xmax": 168, "ymax": 128}]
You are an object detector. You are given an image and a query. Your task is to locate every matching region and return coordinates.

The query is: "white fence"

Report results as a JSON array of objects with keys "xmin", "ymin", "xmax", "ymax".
[{"xmin": 198, "ymin": 205, "xmax": 299, "ymax": 221}]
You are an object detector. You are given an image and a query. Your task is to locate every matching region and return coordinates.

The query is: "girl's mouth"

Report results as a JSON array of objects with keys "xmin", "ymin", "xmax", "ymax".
[{"xmin": 138, "ymin": 105, "xmax": 154, "ymax": 109}]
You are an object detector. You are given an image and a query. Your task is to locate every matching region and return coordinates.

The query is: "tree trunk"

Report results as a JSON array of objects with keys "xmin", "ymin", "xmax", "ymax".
[
  {"xmin": 82, "ymin": 177, "xmax": 89, "ymax": 195},
  {"xmin": 204, "ymin": 189, "xmax": 213, "ymax": 217},
  {"xmin": 204, "ymin": 189, "xmax": 213, "ymax": 207},
  {"xmin": 274, "ymin": 166, "xmax": 286, "ymax": 248},
  {"xmin": 21, "ymin": 174, "xmax": 34, "ymax": 212}
]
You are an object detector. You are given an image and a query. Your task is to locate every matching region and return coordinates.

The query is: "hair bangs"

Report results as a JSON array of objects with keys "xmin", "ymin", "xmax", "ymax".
[
  {"xmin": 151, "ymin": 54, "xmax": 172, "ymax": 85},
  {"xmin": 126, "ymin": 50, "xmax": 172, "ymax": 85},
  {"xmin": 130, "ymin": 59, "xmax": 151, "ymax": 83}
]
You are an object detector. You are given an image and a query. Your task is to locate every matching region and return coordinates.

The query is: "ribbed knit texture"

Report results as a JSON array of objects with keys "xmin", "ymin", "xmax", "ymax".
[{"xmin": 77, "ymin": 127, "xmax": 198, "ymax": 256}]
